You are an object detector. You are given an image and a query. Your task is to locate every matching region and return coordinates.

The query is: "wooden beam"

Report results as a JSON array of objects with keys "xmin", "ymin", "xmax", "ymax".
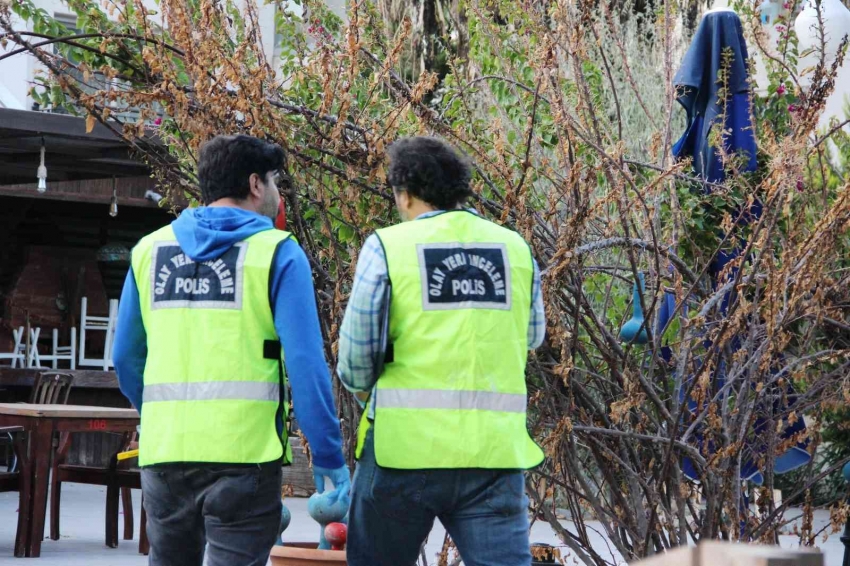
[
  {"xmin": 0, "ymin": 367, "xmax": 121, "ymax": 389},
  {"xmin": 0, "ymin": 176, "xmax": 162, "ymax": 209},
  {"xmin": 0, "ymin": 108, "xmax": 156, "ymax": 144},
  {"xmin": 0, "ymin": 185, "xmax": 157, "ymax": 208},
  {"xmin": 0, "ymin": 159, "xmax": 149, "ymax": 180},
  {"xmin": 0, "ymin": 144, "xmax": 133, "ymax": 162}
]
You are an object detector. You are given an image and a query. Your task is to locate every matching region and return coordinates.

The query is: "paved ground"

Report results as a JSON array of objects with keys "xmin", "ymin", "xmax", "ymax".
[{"xmin": 0, "ymin": 483, "xmax": 845, "ymax": 565}]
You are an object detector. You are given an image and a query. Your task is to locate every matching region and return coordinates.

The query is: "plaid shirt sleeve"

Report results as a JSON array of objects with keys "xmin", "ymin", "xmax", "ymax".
[
  {"xmin": 336, "ymin": 234, "xmax": 388, "ymax": 394},
  {"xmin": 528, "ymin": 258, "xmax": 546, "ymax": 349},
  {"xmin": 337, "ymin": 229, "xmax": 548, "ymax": 395}
]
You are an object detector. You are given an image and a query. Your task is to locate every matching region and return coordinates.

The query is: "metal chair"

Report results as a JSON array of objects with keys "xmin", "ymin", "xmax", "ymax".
[
  {"xmin": 0, "ymin": 428, "xmax": 22, "ymax": 474},
  {"xmin": 0, "ymin": 433, "xmax": 24, "ymax": 537}
]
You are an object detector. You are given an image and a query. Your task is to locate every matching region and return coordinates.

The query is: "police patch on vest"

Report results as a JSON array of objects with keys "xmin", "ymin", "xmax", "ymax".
[
  {"xmin": 417, "ymin": 243, "xmax": 511, "ymax": 311},
  {"xmin": 149, "ymin": 241, "xmax": 246, "ymax": 310}
]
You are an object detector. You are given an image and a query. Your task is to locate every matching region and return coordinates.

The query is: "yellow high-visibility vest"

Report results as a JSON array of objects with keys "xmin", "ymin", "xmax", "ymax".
[
  {"xmin": 132, "ymin": 225, "xmax": 293, "ymax": 466},
  {"xmin": 357, "ymin": 211, "xmax": 544, "ymax": 470}
]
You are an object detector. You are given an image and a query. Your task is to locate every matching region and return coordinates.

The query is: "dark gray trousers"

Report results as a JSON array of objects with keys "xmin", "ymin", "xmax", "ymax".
[{"xmin": 141, "ymin": 461, "xmax": 282, "ymax": 566}]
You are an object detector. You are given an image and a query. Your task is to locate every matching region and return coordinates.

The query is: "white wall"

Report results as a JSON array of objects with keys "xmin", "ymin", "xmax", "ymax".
[{"xmin": 0, "ymin": 10, "xmax": 31, "ymax": 109}]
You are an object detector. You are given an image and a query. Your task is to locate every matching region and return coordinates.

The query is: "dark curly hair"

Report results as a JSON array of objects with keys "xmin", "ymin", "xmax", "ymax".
[
  {"xmin": 386, "ymin": 137, "xmax": 473, "ymax": 210},
  {"xmin": 198, "ymin": 135, "xmax": 286, "ymax": 204}
]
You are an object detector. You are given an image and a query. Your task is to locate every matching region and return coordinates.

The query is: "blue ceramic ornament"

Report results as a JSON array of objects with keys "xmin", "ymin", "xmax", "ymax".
[
  {"xmin": 619, "ymin": 272, "xmax": 649, "ymax": 344},
  {"xmin": 276, "ymin": 504, "xmax": 291, "ymax": 545},
  {"xmin": 308, "ymin": 490, "xmax": 349, "ymax": 550}
]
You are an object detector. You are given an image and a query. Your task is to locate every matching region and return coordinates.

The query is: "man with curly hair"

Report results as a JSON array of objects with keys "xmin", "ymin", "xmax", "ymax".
[{"xmin": 338, "ymin": 136, "xmax": 546, "ymax": 566}]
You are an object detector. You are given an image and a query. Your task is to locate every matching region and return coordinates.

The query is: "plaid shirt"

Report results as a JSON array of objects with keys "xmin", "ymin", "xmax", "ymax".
[{"xmin": 337, "ymin": 210, "xmax": 546, "ymax": 410}]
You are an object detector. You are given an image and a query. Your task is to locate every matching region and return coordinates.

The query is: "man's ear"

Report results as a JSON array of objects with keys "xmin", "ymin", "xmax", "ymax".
[
  {"xmin": 248, "ymin": 172, "xmax": 264, "ymax": 200},
  {"xmin": 394, "ymin": 189, "xmax": 408, "ymax": 210}
]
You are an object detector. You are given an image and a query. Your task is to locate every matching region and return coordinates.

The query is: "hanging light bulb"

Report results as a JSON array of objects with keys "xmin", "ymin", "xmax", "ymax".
[
  {"xmin": 109, "ymin": 176, "xmax": 118, "ymax": 217},
  {"xmin": 36, "ymin": 138, "xmax": 47, "ymax": 193}
]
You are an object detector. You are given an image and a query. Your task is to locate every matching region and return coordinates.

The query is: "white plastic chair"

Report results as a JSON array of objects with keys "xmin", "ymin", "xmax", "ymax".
[
  {"xmin": 78, "ymin": 297, "xmax": 119, "ymax": 370},
  {"xmin": 0, "ymin": 327, "xmax": 25, "ymax": 368},
  {"xmin": 39, "ymin": 328, "xmax": 77, "ymax": 370},
  {"xmin": 24, "ymin": 327, "xmax": 42, "ymax": 368}
]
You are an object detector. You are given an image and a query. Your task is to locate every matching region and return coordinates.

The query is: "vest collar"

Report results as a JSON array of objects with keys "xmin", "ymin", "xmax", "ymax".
[{"xmin": 414, "ymin": 208, "xmax": 480, "ymax": 221}]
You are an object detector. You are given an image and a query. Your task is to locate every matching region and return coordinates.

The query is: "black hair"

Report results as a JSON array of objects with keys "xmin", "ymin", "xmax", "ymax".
[
  {"xmin": 198, "ymin": 134, "xmax": 286, "ymax": 204},
  {"xmin": 386, "ymin": 136, "xmax": 473, "ymax": 210}
]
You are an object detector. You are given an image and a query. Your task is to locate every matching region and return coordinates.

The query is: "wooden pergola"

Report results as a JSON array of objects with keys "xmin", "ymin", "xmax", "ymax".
[
  {"xmin": 0, "ymin": 108, "xmax": 160, "ymax": 206},
  {"xmin": 0, "ymin": 109, "xmax": 173, "ymax": 467}
]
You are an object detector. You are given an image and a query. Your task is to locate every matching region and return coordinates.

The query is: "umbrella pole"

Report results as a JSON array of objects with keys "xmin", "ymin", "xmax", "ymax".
[{"xmin": 739, "ymin": 483, "xmax": 749, "ymax": 542}]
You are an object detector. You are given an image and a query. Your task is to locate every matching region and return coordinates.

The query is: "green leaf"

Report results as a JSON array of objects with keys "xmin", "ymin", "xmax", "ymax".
[{"xmin": 338, "ymin": 225, "xmax": 355, "ymax": 243}]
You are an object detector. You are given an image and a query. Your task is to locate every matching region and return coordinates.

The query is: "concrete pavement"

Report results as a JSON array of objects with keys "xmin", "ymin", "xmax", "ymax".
[{"xmin": 0, "ymin": 483, "xmax": 845, "ymax": 565}]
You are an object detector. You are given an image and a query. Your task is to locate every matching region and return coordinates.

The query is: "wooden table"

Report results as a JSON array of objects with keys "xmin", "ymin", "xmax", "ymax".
[{"xmin": 0, "ymin": 403, "xmax": 139, "ymax": 558}]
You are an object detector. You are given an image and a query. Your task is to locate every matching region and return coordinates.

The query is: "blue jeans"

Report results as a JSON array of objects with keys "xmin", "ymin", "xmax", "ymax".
[
  {"xmin": 141, "ymin": 461, "xmax": 282, "ymax": 566},
  {"xmin": 347, "ymin": 429, "xmax": 532, "ymax": 566}
]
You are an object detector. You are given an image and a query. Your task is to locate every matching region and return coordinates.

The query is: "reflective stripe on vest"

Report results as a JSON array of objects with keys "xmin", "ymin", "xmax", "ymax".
[
  {"xmin": 132, "ymin": 225, "xmax": 293, "ymax": 467},
  {"xmin": 359, "ymin": 210, "xmax": 545, "ymax": 470},
  {"xmin": 144, "ymin": 381, "xmax": 281, "ymax": 403},
  {"xmin": 378, "ymin": 388, "xmax": 527, "ymax": 413}
]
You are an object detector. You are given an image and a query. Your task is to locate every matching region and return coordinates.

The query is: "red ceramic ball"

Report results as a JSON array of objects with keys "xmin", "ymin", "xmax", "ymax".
[{"xmin": 324, "ymin": 522, "xmax": 347, "ymax": 551}]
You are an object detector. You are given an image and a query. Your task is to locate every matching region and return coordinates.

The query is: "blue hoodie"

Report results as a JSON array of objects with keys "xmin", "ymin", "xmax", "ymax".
[{"xmin": 112, "ymin": 207, "xmax": 345, "ymax": 469}]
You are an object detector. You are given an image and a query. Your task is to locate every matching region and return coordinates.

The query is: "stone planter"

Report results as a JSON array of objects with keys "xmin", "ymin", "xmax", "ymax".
[{"xmin": 270, "ymin": 543, "xmax": 347, "ymax": 566}]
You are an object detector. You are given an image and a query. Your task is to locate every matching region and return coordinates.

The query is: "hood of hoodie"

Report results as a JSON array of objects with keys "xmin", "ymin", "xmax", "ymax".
[{"xmin": 171, "ymin": 207, "xmax": 274, "ymax": 262}]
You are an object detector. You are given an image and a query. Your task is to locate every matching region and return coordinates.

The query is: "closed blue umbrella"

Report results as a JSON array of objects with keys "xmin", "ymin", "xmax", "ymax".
[
  {"xmin": 657, "ymin": 8, "xmax": 758, "ymax": 356},
  {"xmin": 672, "ymin": 8, "xmax": 757, "ymax": 183},
  {"xmin": 662, "ymin": 8, "xmax": 811, "ymax": 487}
]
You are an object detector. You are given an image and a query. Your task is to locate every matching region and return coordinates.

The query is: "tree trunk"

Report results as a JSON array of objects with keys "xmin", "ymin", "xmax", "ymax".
[
  {"xmin": 453, "ymin": 0, "xmax": 469, "ymax": 74},
  {"xmin": 420, "ymin": 0, "xmax": 438, "ymax": 74}
]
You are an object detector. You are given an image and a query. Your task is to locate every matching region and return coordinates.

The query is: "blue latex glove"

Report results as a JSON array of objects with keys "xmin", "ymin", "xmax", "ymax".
[{"xmin": 313, "ymin": 464, "xmax": 351, "ymax": 500}]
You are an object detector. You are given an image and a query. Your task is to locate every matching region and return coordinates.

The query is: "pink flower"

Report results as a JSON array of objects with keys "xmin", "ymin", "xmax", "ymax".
[
  {"xmin": 796, "ymin": 179, "xmax": 804, "ymax": 192},
  {"xmin": 783, "ymin": 1, "xmax": 791, "ymax": 8},
  {"xmin": 776, "ymin": 84, "xmax": 786, "ymax": 96},
  {"xmin": 776, "ymin": 25, "xmax": 786, "ymax": 32},
  {"xmin": 153, "ymin": 117, "xmax": 162, "ymax": 126},
  {"xmin": 307, "ymin": 22, "xmax": 327, "ymax": 39},
  {"xmin": 788, "ymin": 104, "xmax": 797, "ymax": 112}
]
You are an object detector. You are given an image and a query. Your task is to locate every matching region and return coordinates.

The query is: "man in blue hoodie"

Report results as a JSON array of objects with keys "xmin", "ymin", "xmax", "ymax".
[{"xmin": 112, "ymin": 134, "xmax": 349, "ymax": 566}]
